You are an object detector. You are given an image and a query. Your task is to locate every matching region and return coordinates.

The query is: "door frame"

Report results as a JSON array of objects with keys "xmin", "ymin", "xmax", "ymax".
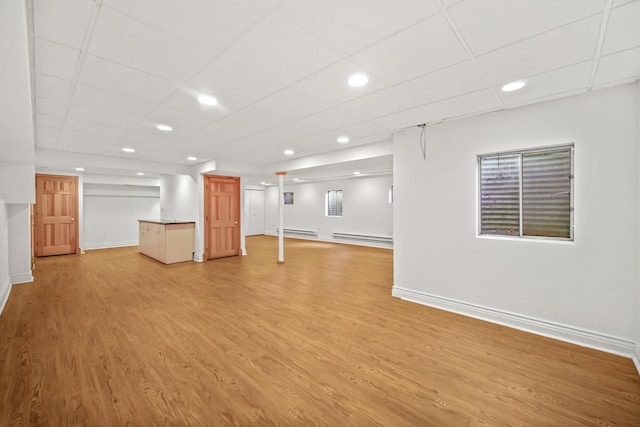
[
  {"xmin": 34, "ymin": 174, "xmax": 80, "ymax": 256},
  {"xmin": 204, "ymin": 174, "xmax": 241, "ymax": 260}
]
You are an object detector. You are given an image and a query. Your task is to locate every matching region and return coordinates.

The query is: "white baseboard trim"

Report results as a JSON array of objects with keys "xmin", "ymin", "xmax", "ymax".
[
  {"xmin": 10, "ymin": 272, "xmax": 33, "ymax": 285},
  {"xmin": 0, "ymin": 276, "xmax": 11, "ymax": 316},
  {"xmin": 264, "ymin": 232, "xmax": 393, "ymax": 250},
  {"xmin": 193, "ymin": 253, "xmax": 203, "ymax": 262},
  {"xmin": 392, "ymin": 286, "xmax": 639, "ymax": 365},
  {"xmin": 85, "ymin": 240, "xmax": 138, "ymax": 250}
]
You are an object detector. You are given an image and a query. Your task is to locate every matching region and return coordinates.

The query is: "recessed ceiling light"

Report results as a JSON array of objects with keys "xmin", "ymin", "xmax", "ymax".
[
  {"xmin": 137, "ymin": 172, "xmax": 144, "ymax": 176},
  {"xmin": 348, "ymin": 73, "xmax": 369, "ymax": 87},
  {"xmin": 337, "ymin": 136, "xmax": 350, "ymax": 143},
  {"xmin": 198, "ymin": 95, "xmax": 218, "ymax": 106},
  {"xmin": 75, "ymin": 167, "xmax": 85, "ymax": 171},
  {"xmin": 501, "ymin": 81, "xmax": 526, "ymax": 92},
  {"xmin": 123, "ymin": 148, "xmax": 135, "ymax": 153},
  {"xmin": 187, "ymin": 156, "xmax": 198, "ymax": 161},
  {"xmin": 353, "ymin": 171, "xmax": 361, "ymax": 175},
  {"xmin": 284, "ymin": 149, "xmax": 294, "ymax": 155},
  {"xmin": 260, "ymin": 181, "xmax": 269, "ymax": 185},
  {"xmin": 156, "ymin": 124, "xmax": 172, "ymax": 131},
  {"xmin": 293, "ymin": 178, "xmax": 299, "ymax": 182}
]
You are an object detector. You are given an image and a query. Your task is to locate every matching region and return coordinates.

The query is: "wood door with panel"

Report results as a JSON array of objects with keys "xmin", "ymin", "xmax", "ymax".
[
  {"xmin": 34, "ymin": 174, "xmax": 78, "ymax": 256},
  {"xmin": 205, "ymin": 175, "xmax": 240, "ymax": 259}
]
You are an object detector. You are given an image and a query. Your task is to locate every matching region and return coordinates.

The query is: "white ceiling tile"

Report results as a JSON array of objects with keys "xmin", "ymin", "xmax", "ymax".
[
  {"xmin": 189, "ymin": 58, "xmax": 285, "ymax": 104},
  {"xmin": 280, "ymin": 0, "xmax": 439, "ymax": 55},
  {"xmin": 34, "ymin": 0, "xmax": 95, "ymax": 49},
  {"xmin": 477, "ymin": 15, "xmax": 601, "ymax": 85},
  {"xmin": 298, "ymin": 104, "xmax": 368, "ymax": 131},
  {"xmin": 375, "ymin": 89, "xmax": 500, "ymax": 129},
  {"xmin": 103, "ymin": 0, "xmax": 280, "ymax": 54},
  {"xmin": 222, "ymin": 10, "xmax": 341, "ymax": 86},
  {"xmin": 202, "ymin": 107, "xmax": 289, "ymax": 141},
  {"xmin": 89, "ymin": 7, "xmax": 211, "ymax": 81},
  {"xmin": 450, "ymin": 0, "xmax": 606, "ymax": 55},
  {"xmin": 59, "ymin": 128, "xmax": 116, "ymax": 145},
  {"xmin": 337, "ymin": 88, "xmax": 423, "ymax": 122},
  {"xmin": 182, "ymin": 131, "xmax": 223, "ymax": 146},
  {"xmin": 312, "ymin": 122, "xmax": 392, "ymax": 144},
  {"xmin": 36, "ymin": 97, "xmax": 68, "ymax": 117},
  {"xmin": 252, "ymin": 87, "xmax": 328, "ymax": 121},
  {"xmin": 72, "ymin": 84, "xmax": 157, "ymax": 117},
  {"xmin": 353, "ymin": 14, "xmax": 468, "ymax": 85},
  {"xmin": 36, "ymin": 114, "xmax": 65, "ymax": 129},
  {"xmin": 37, "ymin": 126, "xmax": 61, "ymax": 139},
  {"xmin": 35, "ymin": 74, "xmax": 73, "ymax": 101},
  {"xmin": 244, "ymin": 121, "xmax": 324, "ymax": 146},
  {"xmin": 78, "ymin": 55, "xmax": 176, "ymax": 102},
  {"xmin": 613, "ymin": 0, "xmax": 636, "ymax": 5},
  {"xmin": 498, "ymin": 61, "xmax": 593, "ymax": 106},
  {"xmin": 594, "ymin": 47, "xmax": 640, "ymax": 85},
  {"xmin": 143, "ymin": 107, "xmax": 216, "ymax": 136},
  {"xmin": 67, "ymin": 104, "xmax": 140, "ymax": 129},
  {"xmin": 35, "ymin": 135, "xmax": 59, "ymax": 149},
  {"xmin": 602, "ymin": 1, "xmax": 640, "ymax": 55},
  {"xmin": 161, "ymin": 89, "xmax": 242, "ymax": 119},
  {"xmin": 292, "ymin": 60, "xmax": 386, "ymax": 105},
  {"xmin": 35, "ymin": 38, "xmax": 80, "ymax": 80},
  {"xmin": 63, "ymin": 118, "xmax": 128, "ymax": 138},
  {"xmin": 394, "ymin": 61, "xmax": 488, "ymax": 106}
]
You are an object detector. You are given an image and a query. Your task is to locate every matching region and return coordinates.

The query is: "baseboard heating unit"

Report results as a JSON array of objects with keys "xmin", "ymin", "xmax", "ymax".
[
  {"xmin": 277, "ymin": 228, "xmax": 318, "ymax": 237},
  {"xmin": 332, "ymin": 232, "xmax": 393, "ymax": 246}
]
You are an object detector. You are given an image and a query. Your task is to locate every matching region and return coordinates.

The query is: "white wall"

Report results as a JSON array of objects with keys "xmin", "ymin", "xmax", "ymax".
[
  {"xmin": 0, "ymin": 200, "xmax": 10, "ymax": 315},
  {"xmin": 636, "ymin": 82, "xmax": 640, "ymax": 367},
  {"xmin": 160, "ymin": 174, "xmax": 198, "ymax": 221},
  {"xmin": 265, "ymin": 174, "xmax": 393, "ymax": 245},
  {"xmin": 7, "ymin": 203, "xmax": 32, "ymax": 284},
  {"xmin": 0, "ymin": 0, "xmax": 35, "ymax": 205},
  {"xmin": 393, "ymin": 83, "xmax": 639, "ymax": 358},
  {"xmin": 83, "ymin": 183, "xmax": 160, "ymax": 250}
]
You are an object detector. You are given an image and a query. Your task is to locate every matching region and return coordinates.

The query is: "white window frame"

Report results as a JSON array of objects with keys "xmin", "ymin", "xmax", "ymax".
[
  {"xmin": 326, "ymin": 190, "xmax": 343, "ymax": 217},
  {"xmin": 477, "ymin": 144, "xmax": 574, "ymax": 242}
]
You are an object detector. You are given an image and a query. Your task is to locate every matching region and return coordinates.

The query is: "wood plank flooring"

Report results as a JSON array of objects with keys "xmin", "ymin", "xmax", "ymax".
[{"xmin": 1, "ymin": 235, "xmax": 639, "ymax": 426}]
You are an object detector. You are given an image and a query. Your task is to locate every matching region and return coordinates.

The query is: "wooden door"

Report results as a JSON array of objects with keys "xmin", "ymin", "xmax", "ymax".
[
  {"xmin": 205, "ymin": 175, "xmax": 240, "ymax": 259},
  {"xmin": 35, "ymin": 174, "xmax": 78, "ymax": 256}
]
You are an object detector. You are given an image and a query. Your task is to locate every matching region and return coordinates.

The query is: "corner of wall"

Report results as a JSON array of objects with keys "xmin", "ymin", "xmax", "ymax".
[
  {"xmin": 0, "ymin": 276, "xmax": 10, "ymax": 316},
  {"xmin": 10, "ymin": 272, "xmax": 33, "ymax": 285},
  {"xmin": 633, "ymin": 342, "xmax": 640, "ymax": 376}
]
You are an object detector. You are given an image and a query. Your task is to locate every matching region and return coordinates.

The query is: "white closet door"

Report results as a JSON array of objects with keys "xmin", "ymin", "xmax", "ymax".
[{"xmin": 245, "ymin": 189, "xmax": 265, "ymax": 235}]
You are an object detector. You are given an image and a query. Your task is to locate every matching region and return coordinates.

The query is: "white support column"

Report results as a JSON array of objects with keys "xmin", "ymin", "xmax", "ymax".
[{"xmin": 275, "ymin": 171, "xmax": 287, "ymax": 264}]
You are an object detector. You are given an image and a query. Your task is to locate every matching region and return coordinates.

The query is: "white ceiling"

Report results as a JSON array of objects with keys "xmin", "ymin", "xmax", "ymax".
[{"xmin": 28, "ymin": 0, "xmax": 640, "ymax": 182}]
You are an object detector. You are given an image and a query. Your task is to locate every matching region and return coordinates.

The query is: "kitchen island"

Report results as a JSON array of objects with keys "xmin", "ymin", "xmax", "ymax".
[{"xmin": 138, "ymin": 220, "xmax": 195, "ymax": 264}]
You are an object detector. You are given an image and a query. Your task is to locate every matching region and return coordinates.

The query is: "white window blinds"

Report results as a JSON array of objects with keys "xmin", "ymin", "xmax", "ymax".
[{"xmin": 479, "ymin": 145, "xmax": 573, "ymax": 240}]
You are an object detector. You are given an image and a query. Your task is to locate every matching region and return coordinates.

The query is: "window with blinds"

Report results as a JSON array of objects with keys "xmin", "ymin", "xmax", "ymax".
[
  {"xmin": 478, "ymin": 145, "xmax": 573, "ymax": 240},
  {"xmin": 326, "ymin": 190, "xmax": 343, "ymax": 217}
]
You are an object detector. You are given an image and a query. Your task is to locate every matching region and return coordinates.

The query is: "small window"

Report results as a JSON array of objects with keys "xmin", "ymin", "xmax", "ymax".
[
  {"xmin": 478, "ymin": 145, "xmax": 573, "ymax": 240},
  {"xmin": 326, "ymin": 190, "xmax": 343, "ymax": 217}
]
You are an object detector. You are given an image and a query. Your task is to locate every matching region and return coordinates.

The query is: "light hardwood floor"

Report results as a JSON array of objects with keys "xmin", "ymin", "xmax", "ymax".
[{"xmin": 1, "ymin": 236, "xmax": 639, "ymax": 426}]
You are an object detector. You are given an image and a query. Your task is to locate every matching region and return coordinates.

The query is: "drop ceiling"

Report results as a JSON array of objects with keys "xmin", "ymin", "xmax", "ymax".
[{"xmin": 29, "ymin": 0, "xmax": 640, "ymax": 180}]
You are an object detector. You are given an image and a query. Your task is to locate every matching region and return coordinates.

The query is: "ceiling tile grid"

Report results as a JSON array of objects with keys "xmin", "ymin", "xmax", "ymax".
[{"xmin": 24, "ymin": 0, "xmax": 640, "ymax": 174}]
